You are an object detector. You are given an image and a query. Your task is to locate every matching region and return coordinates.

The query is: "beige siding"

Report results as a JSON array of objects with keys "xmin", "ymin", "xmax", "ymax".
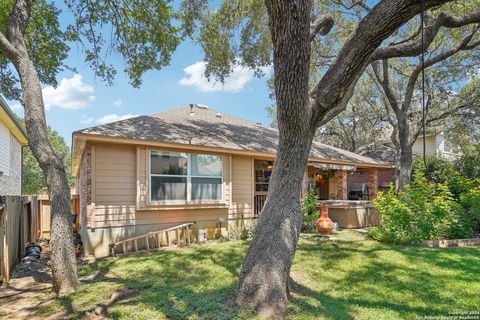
[
  {"xmin": 86, "ymin": 143, "xmax": 253, "ymax": 257},
  {"xmin": 412, "ymin": 135, "xmax": 437, "ymax": 157},
  {"xmin": 229, "ymin": 155, "xmax": 253, "ymax": 220},
  {"xmin": 92, "ymin": 143, "xmax": 136, "ymax": 227}
]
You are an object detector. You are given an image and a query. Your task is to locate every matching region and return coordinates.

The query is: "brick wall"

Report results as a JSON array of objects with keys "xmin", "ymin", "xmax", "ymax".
[
  {"xmin": 347, "ymin": 168, "xmax": 394, "ymax": 187},
  {"xmin": 367, "ymin": 169, "xmax": 379, "ymax": 200},
  {"xmin": 335, "ymin": 170, "xmax": 348, "ymax": 200}
]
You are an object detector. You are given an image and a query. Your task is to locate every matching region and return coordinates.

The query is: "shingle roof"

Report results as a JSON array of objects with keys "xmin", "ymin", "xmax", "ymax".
[{"xmin": 76, "ymin": 105, "xmax": 389, "ymax": 166}]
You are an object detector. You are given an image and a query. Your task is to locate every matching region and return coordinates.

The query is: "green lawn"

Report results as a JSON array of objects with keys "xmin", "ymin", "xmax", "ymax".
[{"xmin": 37, "ymin": 230, "xmax": 480, "ymax": 319}]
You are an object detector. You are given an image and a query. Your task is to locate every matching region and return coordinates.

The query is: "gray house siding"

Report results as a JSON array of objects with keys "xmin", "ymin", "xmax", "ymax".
[{"xmin": 0, "ymin": 122, "xmax": 22, "ymax": 196}]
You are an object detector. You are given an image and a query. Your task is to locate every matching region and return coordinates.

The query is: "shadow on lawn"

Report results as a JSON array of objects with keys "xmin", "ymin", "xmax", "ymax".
[
  {"xmin": 38, "ymin": 243, "xmax": 249, "ymax": 319},
  {"xmin": 34, "ymin": 238, "xmax": 480, "ymax": 320},
  {"xmin": 289, "ymin": 238, "xmax": 480, "ymax": 319}
]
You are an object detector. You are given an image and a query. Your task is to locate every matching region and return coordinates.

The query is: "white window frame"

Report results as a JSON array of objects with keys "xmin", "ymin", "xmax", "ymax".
[{"xmin": 148, "ymin": 150, "xmax": 224, "ymax": 204}]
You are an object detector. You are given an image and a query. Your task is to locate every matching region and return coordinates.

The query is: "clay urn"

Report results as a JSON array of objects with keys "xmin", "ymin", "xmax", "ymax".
[{"xmin": 316, "ymin": 204, "xmax": 333, "ymax": 235}]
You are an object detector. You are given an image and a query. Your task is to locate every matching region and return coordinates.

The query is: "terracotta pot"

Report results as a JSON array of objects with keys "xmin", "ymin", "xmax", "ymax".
[{"xmin": 316, "ymin": 204, "xmax": 333, "ymax": 235}]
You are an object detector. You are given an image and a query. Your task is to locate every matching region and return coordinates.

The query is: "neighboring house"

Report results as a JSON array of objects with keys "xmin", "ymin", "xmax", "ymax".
[
  {"xmin": 355, "ymin": 131, "xmax": 461, "ymax": 190},
  {"xmin": 72, "ymin": 104, "xmax": 390, "ymax": 257},
  {"xmin": 0, "ymin": 97, "xmax": 27, "ymax": 196},
  {"xmin": 410, "ymin": 132, "xmax": 460, "ymax": 159},
  {"xmin": 380, "ymin": 131, "xmax": 460, "ymax": 160}
]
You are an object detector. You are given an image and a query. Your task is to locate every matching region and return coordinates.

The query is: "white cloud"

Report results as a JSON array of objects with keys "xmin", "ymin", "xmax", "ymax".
[
  {"xmin": 179, "ymin": 61, "xmax": 263, "ymax": 93},
  {"xmin": 42, "ymin": 74, "xmax": 95, "ymax": 110},
  {"xmin": 80, "ymin": 114, "xmax": 94, "ymax": 125},
  {"xmin": 10, "ymin": 103, "xmax": 22, "ymax": 110},
  {"xmin": 113, "ymin": 98, "xmax": 123, "ymax": 107},
  {"xmin": 96, "ymin": 113, "xmax": 139, "ymax": 125}
]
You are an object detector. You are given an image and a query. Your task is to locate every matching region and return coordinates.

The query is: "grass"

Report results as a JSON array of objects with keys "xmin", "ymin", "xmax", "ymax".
[{"xmin": 35, "ymin": 230, "xmax": 480, "ymax": 319}]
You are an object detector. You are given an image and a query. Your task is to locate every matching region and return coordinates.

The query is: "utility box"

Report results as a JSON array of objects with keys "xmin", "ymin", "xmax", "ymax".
[{"xmin": 197, "ymin": 229, "xmax": 207, "ymax": 243}]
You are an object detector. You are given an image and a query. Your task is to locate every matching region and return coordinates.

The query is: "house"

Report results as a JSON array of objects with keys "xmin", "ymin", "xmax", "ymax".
[
  {"xmin": 355, "ymin": 131, "xmax": 461, "ymax": 191},
  {"xmin": 363, "ymin": 130, "xmax": 460, "ymax": 162},
  {"xmin": 72, "ymin": 104, "xmax": 391, "ymax": 257},
  {"xmin": 400, "ymin": 132, "xmax": 460, "ymax": 159},
  {"xmin": 0, "ymin": 97, "xmax": 27, "ymax": 196}
]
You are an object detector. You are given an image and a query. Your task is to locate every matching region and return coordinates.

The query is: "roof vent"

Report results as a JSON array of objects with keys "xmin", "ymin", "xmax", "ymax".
[
  {"xmin": 215, "ymin": 113, "xmax": 222, "ymax": 118},
  {"xmin": 196, "ymin": 104, "xmax": 209, "ymax": 109},
  {"xmin": 256, "ymin": 122, "xmax": 262, "ymax": 126},
  {"xmin": 189, "ymin": 103, "xmax": 195, "ymax": 116}
]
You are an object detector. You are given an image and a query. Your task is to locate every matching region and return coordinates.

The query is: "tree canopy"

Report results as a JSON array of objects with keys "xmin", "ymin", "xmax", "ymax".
[
  {"xmin": 0, "ymin": 0, "xmax": 206, "ymax": 100},
  {"xmin": 0, "ymin": 0, "xmax": 207, "ymax": 295},
  {"xmin": 17, "ymin": 117, "xmax": 74, "ymax": 195}
]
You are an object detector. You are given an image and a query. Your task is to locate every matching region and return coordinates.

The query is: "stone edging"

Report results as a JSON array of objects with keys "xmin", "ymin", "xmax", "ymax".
[{"xmin": 418, "ymin": 238, "xmax": 480, "ymax": 248}]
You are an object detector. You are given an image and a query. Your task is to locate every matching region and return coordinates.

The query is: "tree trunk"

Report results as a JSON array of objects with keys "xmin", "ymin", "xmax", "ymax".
[
  {"xmin": 236, "ymin": 1, "xmax": 313, "ymax": 318},
  {"xmin": 395, "ymin": 145, "xmax": 413, "ymax": 192},
  {"xmin": 394, "ymin": 118, "xmax": 414, "ymax": 191},
  {"xmin": 13, "ymin": 52, "xmax": 80, "ymax": 295}
]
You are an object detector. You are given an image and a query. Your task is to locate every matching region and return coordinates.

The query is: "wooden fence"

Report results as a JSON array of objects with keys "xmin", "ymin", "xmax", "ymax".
[
  {"xmin": 0, "ymin": 196, "xmax": 39, "ymax": 283},
  {"xmin": 36, "ymin": 195, "xmax": 79, "ymax": 238},
  {"xmin": 0, "ymin": 195, "xmax": 79, "ymax": 284}
]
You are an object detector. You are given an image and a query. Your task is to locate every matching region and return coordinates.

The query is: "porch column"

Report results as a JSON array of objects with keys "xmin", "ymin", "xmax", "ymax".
[
  {"xmin": 301, "ymin": 168, "xmax": 308, "ymax": 198},
  {"xmin": 368, "ymin": 168, "xmax": 379, "ymax": 200},
  {"xmin": 335, "ymin": 170, "xmax": 348, "ymax": 200}
]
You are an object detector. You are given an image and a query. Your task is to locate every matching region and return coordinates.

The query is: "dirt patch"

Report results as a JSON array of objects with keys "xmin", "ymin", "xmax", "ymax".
[{"xmin": 0, "ymin": 241, "xmax": 58, "ymax": 320}]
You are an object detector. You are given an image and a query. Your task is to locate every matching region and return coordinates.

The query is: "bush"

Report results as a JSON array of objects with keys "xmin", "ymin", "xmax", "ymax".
[
  {"xmin": 301, "ymin": 188, "xmax": 318, "ymax": 216},
  {"xmin": 459, "ymin": 186, "xmax": 480, "ymax": 236},
  {"xmin": 370, "ymin": 172, "xmax": 474, "ymax": 243},
  {"xmin": 456, "ymin": 145, "xmax": 480, "ymax": 179},
  {"xmin": 301, "ymin": 210, "xmax": 319, "ymax": 233},
  {"xmin": 301, "ymin": 189, "xmax": 319, "ymax": 233}
]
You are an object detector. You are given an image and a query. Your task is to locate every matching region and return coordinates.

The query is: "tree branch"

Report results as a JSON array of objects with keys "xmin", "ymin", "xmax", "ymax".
[
  {"xmin": 332, "ymin": 0, "xmax": 371, "ymax": 12},
  {"xmin": 425, "ymin": 103, "xmax": 470, "ymax": 125},
  {"xmin": 0, "ymin": 31, "xmax": 18, "ymax": 58},
  {"xmin": 403, "ymin": 26, "xmax": 480, "ymax": 111},
  {"xmin": 310, "ymin": 14, "xmax": 334, "ymax": 41},
  {"xmin": 6, "ymin": 0, "xmax": 31, "ymax": 49},
  {"xmin": 312, "ymin": 0, "xmax": 451, "ymax": 125},
  {"xmin": 371, "ymin": 11, "xmax": 480, "ymax": 61},
  {"xmin": 371, "ymin": 60, "xmax": 402, "ymax": 115}
]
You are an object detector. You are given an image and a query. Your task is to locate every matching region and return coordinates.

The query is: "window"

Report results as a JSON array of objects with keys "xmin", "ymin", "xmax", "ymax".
[
  {"xmin": 254, "ymin": 160, "xmax": 274, "ymax": 192},
  {"xmin": 150, "ymin": 151, "xmax": 223, "ymax": 202},
  {"xmin": 150, "ymin": 151, "xmax": 187, "ymax": 201}
]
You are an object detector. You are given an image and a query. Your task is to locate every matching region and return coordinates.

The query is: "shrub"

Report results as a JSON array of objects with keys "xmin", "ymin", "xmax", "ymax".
[
  {"xmin": 301, "ymin": 189, "xmax": 320, "ymax": 233},
  {"xmin": 301, "ymin": 210, "xmax": 319, "ymax": 233},
  {"xmin": 456, "ymin": 145, "xmax": 480, "ymax": 179},
  {"xmin": 370, "ymin": 172, "xmax": 474, "ymax": 243},
  {"xmin": 413, "ymin": 156, "xmax": 455, "ymax": 185},
  {"xmin": 459, "ymin": 186, "xmax": 480, "ymax": 236},
  {"xmin": 301, "ymin": 188, "xmax": 318, "ymax": 216}
]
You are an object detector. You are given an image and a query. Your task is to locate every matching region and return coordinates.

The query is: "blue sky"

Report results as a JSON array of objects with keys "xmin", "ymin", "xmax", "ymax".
[{"xmin": 9, "ymin": 1, "xmax": 273, "ymax": 148}]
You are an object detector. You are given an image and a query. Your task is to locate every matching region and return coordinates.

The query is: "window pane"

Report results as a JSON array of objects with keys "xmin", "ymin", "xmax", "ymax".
[
  {"xmin": 151, "ymin": 151, "xmax": 187, "ymax": 175},
  {"xmin": 151, "ymin": 176, "xmax": 186, "ymax": 201},
  {"xmin": 191, "ymin": 154, "xmax": 222, "ymax": 177},
  {"xmin": 191, "ymin": 177, "xmax": 222, "ymax": 200}
]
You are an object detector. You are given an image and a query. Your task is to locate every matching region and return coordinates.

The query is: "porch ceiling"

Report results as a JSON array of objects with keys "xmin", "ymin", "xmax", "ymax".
[{"xmin": 309, "ymin": 161, "xmax": 356, "ymax": 171}]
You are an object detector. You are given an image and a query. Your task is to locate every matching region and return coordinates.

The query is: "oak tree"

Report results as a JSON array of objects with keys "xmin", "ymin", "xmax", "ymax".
[
  {"xmin": 0, "ymin": 0, "xmax": 202, "ymax": 295},
  {"xmin": 196, "ymin": 0, "xmax": 478, "ymax": 317},
  {"xmin": 370, "ymin": 1, "xmax": 480, "ymax": 190}
]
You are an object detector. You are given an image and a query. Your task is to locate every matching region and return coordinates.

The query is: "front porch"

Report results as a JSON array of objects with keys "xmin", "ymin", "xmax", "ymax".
[{"xmin": 253, "ymin": 160, "xmax": 381, "ymax": 227}]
